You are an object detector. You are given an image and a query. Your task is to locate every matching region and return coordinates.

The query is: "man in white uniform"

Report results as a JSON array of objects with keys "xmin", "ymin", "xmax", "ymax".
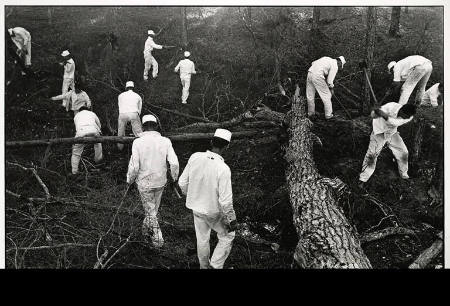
[
  {"xmin": 51, "ymin": 85, "xmax": 91, "ymax": 115},
  {"xmin": 420, "ymin": 83, "xmax": 443, "ymax": 107},
  {"xmin": 60, "ymin": 50, "xmax": 76, "ymax": 109},
  {"xmin": 117, "ymin": 81, "xmax": 143, "ymax": 150},
  {"xmin": 178, "ymin": 129, "xmax": 237, "ymax": 269},
  {"xmin": 387, "ymin": 55, "xmax": 433, "ymax": 105},
  {"xmin": 306, "ymin": 56, "xmax": 346, "ymax": 120},
  {"xmin": 126, "ymin": 114, "xmax": 179, "ymax": 247},
  {"xmin": 359, "ymin": 103, "xmax": 417, "ymax": 185},
  {"xmin": 174, "ymin": 51, "xmax": 197, "ymax": 104},
  {"xmin": 71, "ymin": 106, "xmax": 103, "ymax": 175},
  {"xmin": 143, "ymin": 30, "xmax": 165, "ymax": 80},
  {"xmin": 8, "ymin": 27, "xmax": 32, "ymax": 67}
]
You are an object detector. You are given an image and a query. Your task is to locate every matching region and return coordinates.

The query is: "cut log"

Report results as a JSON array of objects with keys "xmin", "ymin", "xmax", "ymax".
[
  {"xmin": 409, "ymin": 231, "xmax": 443, "ymax": 269},
  {"xmin": 6, "ymin": 129, "xmax": 281, "ymax": 148},
  {"xmin": 286, "ymin": 85, "xmax": 371, "ymax": 268}
]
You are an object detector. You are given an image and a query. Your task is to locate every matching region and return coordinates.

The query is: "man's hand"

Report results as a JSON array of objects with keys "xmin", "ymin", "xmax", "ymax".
[
  {"xmin": 228, "ymin": 220, "xmax": 238, "ymax": 232},
  {"xmin": 330, "ymin": 88, "xmax": 335, "ymax": 96}
]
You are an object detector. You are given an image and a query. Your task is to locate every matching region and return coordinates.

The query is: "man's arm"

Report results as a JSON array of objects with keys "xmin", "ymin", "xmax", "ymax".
[
  {"xmin": 51, "ymin": 91, "xmax": 71, "ymax": 101},
  {"xmin": 167, "ymin": 140, "xmax": 179, "ymax": 181},
  {"xmin": 218, "ymin": 168, "xmax": 236, "ymax": 225},
  {"xmin": 151, "ymin": 40, "xmax": 163, "ymax": 50},
  {"xmin": 174, "ymin": 62, "xmax": 180, "ymax": 73},
  {"xmin": 178, "ymin": 161, "xmax": 190, "ymax": 196},
  {"xmin": 126, "ymin": 143, "xmax": 140, "ymax": 184},
  {"xmin": 137, "ymin": 96, "xmax": 142, "ymax": 115},
  {"xmin": 191, "ymin": 62, "xmax": 197, "ymax": 74},
  {"xmin": 326, "ymin": 63, "xmax": 338, "ymax": 88}
]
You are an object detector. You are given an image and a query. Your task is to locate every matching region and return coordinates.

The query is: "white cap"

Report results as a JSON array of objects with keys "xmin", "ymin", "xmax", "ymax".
[
  {"xmin": 142, "ymin": 114, "xmax": 157, "ymax": 124},
  {"xmin": 61, "ymin": 50, "xmax": 70, "ymax": 57},
  {"xmin": 214, "ymin": 128, "xmax": 232, "ymax": 142},
  {"xmin": 184, "ymin": 51, "xmax": 191, "ymax": 57},
  {"xmin": 125, "ymin": 81, "xmax": 134, "ymax": 88},
  {"xmin": 388, "ymin": 61, "xmax": 397, "ymax": 71},
  {"xmin": 148, "ymin": 30, "xmax": 155, "ymax": 35},
  {"xmin": 338, "ymin": 56, "xmax": 346, "ymax": 68}
]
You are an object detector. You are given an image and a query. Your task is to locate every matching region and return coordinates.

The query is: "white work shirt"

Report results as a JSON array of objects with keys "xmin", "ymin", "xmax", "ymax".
[
  {"xmin": 372, "ymin": 102, "xmax": 413, "ymax": 135},
  {"xmin": 174, "ymin": 58, "xmax": 196, "ymax": 78},
  {"xmin": 126, "ymin": 131, "xmax": 179, "ymax": 189},
  {"xmin": 118, "ymin": 90, "xmax": 142, "ymax": 114},
  {"xmin": 178, "ymin": 150, "xmax": 236, "ymax": 222},
  {"xmin": 308, "ymin": 56, "xmax": 339, "ymax": 88},
  {"xmin": 392, "ymin": 55, "xmax": 432, "ymax": 82},
  {"xmin": 74, "ymin": 110, "xmax": 101, "ymax": 136},
  {"xmin": 10, "ymin": 27, "xmax": 30, "ymax": 49},
  {"xmin": 143, "ymin": 36, "xmax": 163, "ymax": 55},
  {"xmin": 421, "ymin": 83, "xmax": 441, "ymax": 107},
  {"xmin": 63, "ymin": 58, "xmax": 75, "ymax": 79},
  {"xmin": 53, "ymin": 90, "xmax": 91, "ymax": 111}
]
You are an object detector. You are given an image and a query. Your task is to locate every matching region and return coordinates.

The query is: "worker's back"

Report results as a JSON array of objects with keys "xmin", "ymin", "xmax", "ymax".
[
  {"xmin": 118, "ymin": 90, "xmax": 141, "ymax": 114},
  {"xmin": 308, "ymin": 56, "xmax": 336, "ymax": 77},
  {"xmin": 176, "ymin": 58, "xmax": 196, "ymax": 78},
  {"xmin": 74, "ymin": 110, "xmax": 100, "ymax": 135}
]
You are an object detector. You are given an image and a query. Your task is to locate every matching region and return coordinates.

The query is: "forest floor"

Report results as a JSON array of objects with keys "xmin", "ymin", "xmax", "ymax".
[{"xmin": 4, "ymin": 7, "xmax": 444, "ymax": 269}]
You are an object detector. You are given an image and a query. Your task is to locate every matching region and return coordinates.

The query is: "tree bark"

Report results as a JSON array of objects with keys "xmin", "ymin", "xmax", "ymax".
[
  {"xmin": 309, "ymin": 7, "xmax": 321, "ymax": 59},
  {"xmin": 180, "ymin": 7, "xmax": 188, "ymax": 48},
  {"xmin": 409, "ymin": 232, "xmax": 443, "ymax": 269},
  {"xmin": 286, "ymin": 86, "xmax": 372, "ymax": 268},
  {"xmin": 5, "ymin": 129, "xmax": 281, "ymax": 148},
  {"xmin": 388, "ymin": 7, "xmax": 401, "ymax": 37},
  {"xmin": 362, "ymin": 7, "xmax": 377, "ymax": 113}
]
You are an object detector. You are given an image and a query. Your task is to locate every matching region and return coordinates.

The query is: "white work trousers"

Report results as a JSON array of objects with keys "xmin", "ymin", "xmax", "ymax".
[
  {"xmin": 306, "ymin": 72, "xmax": 333, "ymax": 118},
  {"xmin": 143, "ymin": 53, "xmax": 158, "ymax": 79},
  {"xmin": 138, "ymin": 186, "xmax": 165, "ymax": 247},
  {"xmin": 71, "ymin": 129, "xmax": 103, "ymax": 174},
  {"xmin": 193, "ymin": 212, "xmax": 235, "ymax": 269},
  {"xmin": 180, "ymin": 77, "xmax": 191, "ymax": 103},
  {"xmin": 117, "ymin": 112, "xmax": 143, "ymax": 150},
  {"xmin": 399, "ymin": 62, "xmax": 433, "ymax": 105},
  {"xmin": 62, "ymin": 78, "xmax": 75, "ymax": 110},
  {"xmin": 359, "ymin": 132, "xmax": 409, "ymax": 182}
]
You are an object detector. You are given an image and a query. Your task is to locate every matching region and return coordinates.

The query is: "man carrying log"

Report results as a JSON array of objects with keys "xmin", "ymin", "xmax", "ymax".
[
  {"xmin": 420, "ymin": 82, "xmax": 443, "ymax": 107},
  {"xmin": 117, "ymin": 81, "xmax": 143, "ymax": 151},
  {"xmin": 306, "ymin": 56, "xmax": 346, "ymax": 120},
  {"xmin": 50, "ymin": 82, "xmax": 92, "ymax": 115},
  {"xmin": 178, "ymin": 129, "xmax": 237, "ymax": 269},
  {"xmin": 71, "ymin": 106, "xmax": 103, "ymax": 176},
  {"xmin": 60, "ymin": 50, "xmax": 76, "ymax": 109},
  {"xmin": 126, "ymin": 114, "xmax": 179, "ymax": 248},
  {"xmin": 174, "ymin": 51, "xmax": 197, "ymax": 104},
  {"xmin": 358, "ymin": 102, "xmax": 417, "ymax": 186},
  {"xmin": 387, "ymin": 55, "xmax": 433, "ymax": 105},
  {"xmin": 8, "ymin": 27, "xmax": 32, "ymax": 68}
]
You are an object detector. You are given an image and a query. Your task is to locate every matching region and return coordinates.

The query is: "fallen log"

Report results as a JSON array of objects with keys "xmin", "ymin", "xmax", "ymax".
[
  {"xmin": 285, "ymin": 85, "xmax": 372, "ymax": 268},
  {"xmin": 360, "ymin": 226, "xmax": 415, "ymax": 244},
  {"xmin": 145, "ymin": 104, "xmax": 213, "ymax": 123},
  {"xmin": 409, "ymin": 231, "xmax": 443, "ymax": 269},
  {"xmin": 176, "ymin": 120, "xmax": 278, "ymax": 132},
  {"xmin": 6, "ymin": 129, "xmax": 281, "ymax": 148}
]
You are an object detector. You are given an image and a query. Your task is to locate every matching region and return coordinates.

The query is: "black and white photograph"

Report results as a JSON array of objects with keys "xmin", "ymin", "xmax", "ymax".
[{"xmin": 0, "ymin": 1, "xmax": 447, "ymax": 269}]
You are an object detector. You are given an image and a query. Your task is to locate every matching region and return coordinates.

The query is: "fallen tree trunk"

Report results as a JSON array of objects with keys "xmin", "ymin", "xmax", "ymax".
[
  {"xmin": 409, "ymin": 231, "xmax": 443, "ymax": 269},
  {"xmin": 285, "ymin": 85, "xmax": 371, "ymax": 268},
  {"xmin": 360, "ymin": 226, "xmax": 415, "ymax": 244},
  {"xmin": 6, "ymin": 129, "xmax": 281, "ymax": 148}
]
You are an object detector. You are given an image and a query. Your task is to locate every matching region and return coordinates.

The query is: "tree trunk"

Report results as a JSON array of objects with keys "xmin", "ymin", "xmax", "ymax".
[
  {"xmin": 286, "ymin": 85, "xmax": 372, "ymax": 268},
  {"xmin": 181, "ymin": 7, "xmax": 188, "ymax": 48},
  {"xmin": 404, "ymin": 7, "xmax": 409, "ymax": 14},
  {"xmin": 312, "ymin": 7, "xmax": 321, "ymax": 31},
  {"xmin": 362, "ymin": 7, "xmax": 377, "ymax": 113},
  {"xmin": 47, "ymin": 8, "xmax": 53, "ymax": 25},
  {"xmin": 388, "ymin": 7, "xmax": 401, "ymax": 37},
  {"xmin": 309, "ymin": 7, "xmax": 321, "ymax": 60}
]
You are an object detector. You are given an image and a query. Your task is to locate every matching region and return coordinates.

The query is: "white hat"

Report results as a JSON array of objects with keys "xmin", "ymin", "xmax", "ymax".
[
  {"xmin": 142, "ymin": 114, "xmax": 157, "ymax": 124},
  {"xmin": 388, "ymin": 61, "xmax": 397, "ymax": 71},
  {"xmin": 214, "ymin": 128, "xmax": 232, "ymax": 142},
  {"xmin": 125, "ymin": 81, "xmax": 134, "ymax": 88},
  {"xmin": 148, "ymin": 30, "xmax": 155, "ymax": 35},
  {"xmin": 184, "ymin": 51, "xmax": 191, "ymax": 57},
  {"xmin": 61, "ymin": 50, "xmax": 70, "ymax": 57},
  {"xmin": 338, "ymin": 56, "xmax": 346, "ymax": 68}
]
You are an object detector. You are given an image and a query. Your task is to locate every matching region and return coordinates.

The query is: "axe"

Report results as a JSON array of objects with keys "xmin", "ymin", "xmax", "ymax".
[{"xmin": 359, "ymin": 60, "xmax": 379, "ymax": 106}]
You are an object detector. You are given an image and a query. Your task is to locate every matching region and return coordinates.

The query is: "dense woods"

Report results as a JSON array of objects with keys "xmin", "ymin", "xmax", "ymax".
[{"xmin": 4, "ymin": 6, "xmax": 444, "ymax": 269}]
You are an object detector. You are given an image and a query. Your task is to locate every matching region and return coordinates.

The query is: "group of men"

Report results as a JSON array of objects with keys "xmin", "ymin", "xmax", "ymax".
[{"xmin": 7, "ymin": 24, "xmax": 444, "ymax": 269}]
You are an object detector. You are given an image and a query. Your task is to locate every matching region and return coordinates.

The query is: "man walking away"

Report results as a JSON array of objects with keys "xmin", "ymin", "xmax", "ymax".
[
  {"xmin": 8, "ymin": 27, "xmax": 32, "ymax": 68},
  {"xmin": 174, "ymin": 51, "xmax": 197, "ymax": 104},
  {"xmin": 117, "ymin": 81, "xmax": 143, "ymax": 150},
  {"xmin": 178, "ymin": 129, "xmax": 238, "ymax": 269},
  {"xmin": 71, "ymin": 106, "xmax": 103, "ymax": 175},
  {"xmin": 60, "ymin": 50, "xmax": 76, "ymax": 109},
  {"xmin": 359, "ymin": 102, "xmax": 417, "ymax": 186},
  {"xmin": 126, "ymin": 114, "xmax": 179, "ymax": 247},
  {"xmin": 420, "ymin": 82, "xmax": 443, "ymax": 108},
  {"xmin": 143, "ymin": 30, "xmax": 165, "ymax": 80},
  {"xmin": 387, "ymin": 55, "xmax": 433, "ymax": 105},
  {"xmin": 51, "ymin": 83, "xmax": 92, "ymax": 115},
  {"xmin": 306, "ymin": 56, "xmax": 346, "ymax": 120}
]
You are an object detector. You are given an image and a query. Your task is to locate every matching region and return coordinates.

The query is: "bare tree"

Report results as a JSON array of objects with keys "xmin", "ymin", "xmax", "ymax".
[
  {"xmin": 181, "ymin": 7, "xmax": 188, "ymax": 48},
  {"xmin": 362, "ymin": 7, "xmax": 377, "ymax": 113},
  {"xmin": 389, "ymin": 7, "xmax": 401, "ymax": 37}
]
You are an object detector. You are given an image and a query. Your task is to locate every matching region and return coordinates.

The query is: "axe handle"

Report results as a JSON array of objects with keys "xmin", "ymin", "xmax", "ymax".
[{"xmin": 363, "ymin": 68, "xmax": 378, "ymax": 106}]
